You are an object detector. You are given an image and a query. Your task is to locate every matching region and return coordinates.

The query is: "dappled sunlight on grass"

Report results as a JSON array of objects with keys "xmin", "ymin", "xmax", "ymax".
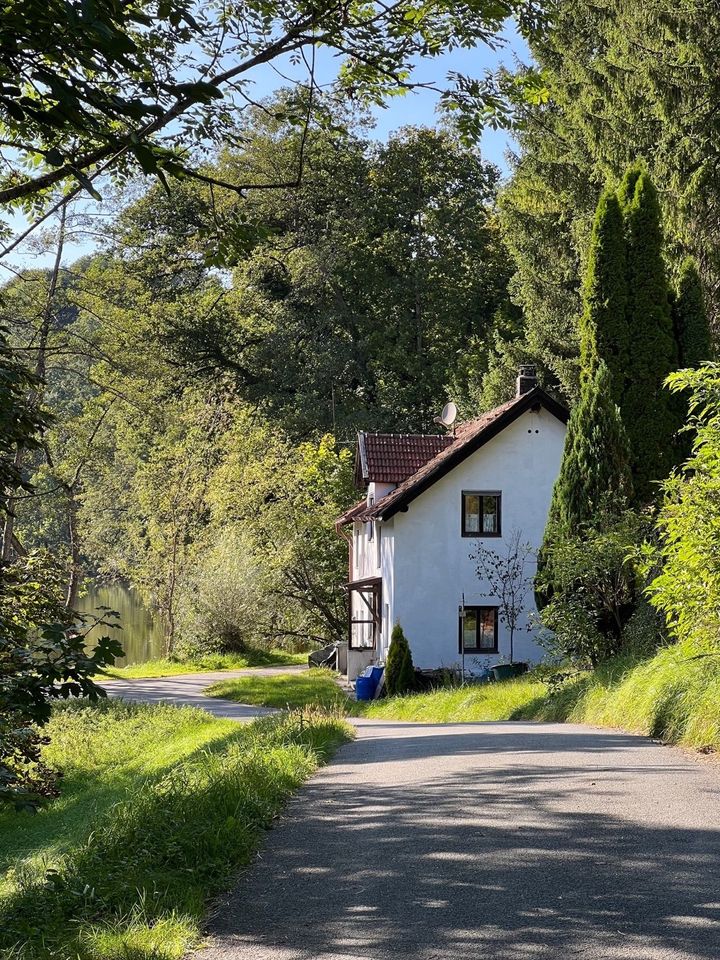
[
  {"xmin": 0, "ymin": 700, "xmax": 241, "ymax": 891},
  {"xmin": 0, "ymin": 700, "xmax": 351, "ymax": 959}
]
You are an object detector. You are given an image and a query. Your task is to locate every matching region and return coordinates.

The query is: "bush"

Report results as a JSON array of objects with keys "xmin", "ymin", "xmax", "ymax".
[
  {"xmin": 0, "ymin": 554, "xmax": 122, "ymax": 810},
  {"xmin": 175, "ymin": 527, "xmax": 268, "ymax": 658},
  {"xmin": 650, "ymin": 365, "xmax": 720, "ymax": 652},
  {"xmin": 537, "ymin": 510, "xmax": 648, "ymax": 667},
  {"xmin": 620, "ymin": 598, "xmax": 667, "ymax": 658},
  {"xmin": 385, "ymin": 623, "xmax": 415, "ymax": 696}
]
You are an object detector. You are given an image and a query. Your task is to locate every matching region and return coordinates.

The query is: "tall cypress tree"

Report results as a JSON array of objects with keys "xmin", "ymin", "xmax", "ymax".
[
  {"xmin": 619, "ymin": 168, "xmax": 679, "ymax": 503},
  {"xmin": 673, "ymin": 257, "xmax": 712, "ymax": 368},
  {"xmin": 616, "ymin": 166, "xmax": 641, "ymax": 215},
  {"xmin": 579, "ymin": 189, "xmax": 628, "ymax": 405},
  {"xmin": 546, "ymin": 362, "xmax": 633, "ymax": 537},
  {"xmin": 537, "ymin": 362, "xmax": 632, "ymax": 607}
]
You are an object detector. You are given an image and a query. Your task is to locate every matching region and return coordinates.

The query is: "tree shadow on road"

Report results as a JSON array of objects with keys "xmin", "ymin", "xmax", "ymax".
[{"xmin": 203, "ymin": 725, "xmax": 720, "ymax": 959}]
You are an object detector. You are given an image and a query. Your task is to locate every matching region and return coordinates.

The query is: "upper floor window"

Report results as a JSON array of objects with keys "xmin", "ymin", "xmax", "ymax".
[{"xmin": 462, "ymin": 491, "xmax": 501, "ymax": 537}]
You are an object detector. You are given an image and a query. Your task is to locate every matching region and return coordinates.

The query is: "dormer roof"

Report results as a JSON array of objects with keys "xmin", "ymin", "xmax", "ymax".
[{"xmin": 355, "ymin": 432, "xmax": 453, "ymax": 486}]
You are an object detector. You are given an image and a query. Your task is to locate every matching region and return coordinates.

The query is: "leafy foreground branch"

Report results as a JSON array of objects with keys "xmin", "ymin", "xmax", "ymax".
[{"xmin": 0, "ymin": 700, "xmax": 351, "ymax": 960}]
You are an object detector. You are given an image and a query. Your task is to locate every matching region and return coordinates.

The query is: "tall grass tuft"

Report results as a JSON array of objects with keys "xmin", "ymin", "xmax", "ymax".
[{"xmin": 0, "ymin": 704, "xmax": 350, "ymax": 959}]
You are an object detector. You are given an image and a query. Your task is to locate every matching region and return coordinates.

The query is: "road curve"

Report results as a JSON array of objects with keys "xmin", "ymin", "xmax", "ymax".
[
  {"xmin": 98, "ymin": 670, "xmax": 720, "ymax": 958},
  {"xmin": 197, "ymin": 718, "xmax": 720, "ymax": 960},
  {"xmin": 99, "ymin": 665, "xmax": 307, "ymax": 720}
]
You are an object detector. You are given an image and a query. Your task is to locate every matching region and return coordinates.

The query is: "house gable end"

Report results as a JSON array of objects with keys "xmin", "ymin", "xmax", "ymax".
[{"xmin": 373, "ymin": 388, "xmax": 568, "ymax": 521}]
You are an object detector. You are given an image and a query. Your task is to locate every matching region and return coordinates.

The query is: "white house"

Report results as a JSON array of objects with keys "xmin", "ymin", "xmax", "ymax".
[{"xmin": 335, "ymin": 368, "xmax": 569, "ymax": 681}]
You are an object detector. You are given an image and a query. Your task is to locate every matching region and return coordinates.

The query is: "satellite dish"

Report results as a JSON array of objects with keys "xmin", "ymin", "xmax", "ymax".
[
  {"xmin": 433, "ymin": 401, "xmax": 458, "ymax": 430},
  {"xmin": 441, "ymin": 402, "xmax": 457, "ymax": 426}
]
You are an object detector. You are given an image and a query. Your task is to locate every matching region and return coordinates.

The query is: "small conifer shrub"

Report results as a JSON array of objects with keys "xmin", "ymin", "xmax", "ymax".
[{"xmin": 385, "ymin": 623, "xmax": 415, "ymax": 696}]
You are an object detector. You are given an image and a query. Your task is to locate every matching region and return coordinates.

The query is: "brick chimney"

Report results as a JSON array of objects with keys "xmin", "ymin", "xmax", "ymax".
[{"xmin": 516, "ymin": 364, "xmax": 537, "ymax": 397}]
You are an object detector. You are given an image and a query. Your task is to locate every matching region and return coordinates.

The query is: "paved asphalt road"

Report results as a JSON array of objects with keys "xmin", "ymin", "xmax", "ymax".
[
  {"xmin": 100, "ymin": 665, "xmax": 307, "ymax": 720},
  {"xmin": 103, "ymin": 673, "xmax": 720, "ymax": 959},
  {"xmin": 199, "ymin": 720, "xmax": 720, "ymax": 960}
]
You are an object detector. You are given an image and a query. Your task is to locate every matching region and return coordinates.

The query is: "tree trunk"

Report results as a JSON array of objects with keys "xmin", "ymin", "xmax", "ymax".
[
  {"xmin": 65, "ymin": 490, "xmax": 81, "ymax": 609},
  {"xmin": 1, "ymin": 445, "xmax": 23, "ymax": 561}
]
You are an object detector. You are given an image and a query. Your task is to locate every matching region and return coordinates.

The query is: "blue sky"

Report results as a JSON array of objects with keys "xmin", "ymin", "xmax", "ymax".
[
  {"xmin": 364, "ymin": 25, "xmax": 529, "ymax": 169},
  {"xmin": 3, "ymin": 23, "xmax": 530, "ymax": 273}
]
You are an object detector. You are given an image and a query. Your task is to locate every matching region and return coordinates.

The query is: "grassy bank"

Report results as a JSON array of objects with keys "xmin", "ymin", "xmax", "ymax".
[
  {"xmin": 364, "ymin": 675, "xmax": 544, "ymax": 723},
  {"xmin": 365, "ymin": 643, "xmax": 720, "ymax": 753},
  {"xmin": 0, "ymin": 700, "xmax": 350, "ymax": 959},
  {"xmin": 100, "ymin": 647, "xmax": 308, "ymax": 679},
  {"xmin": 207, "ymin": 668, "xmax": 350, "ymax": 710}
]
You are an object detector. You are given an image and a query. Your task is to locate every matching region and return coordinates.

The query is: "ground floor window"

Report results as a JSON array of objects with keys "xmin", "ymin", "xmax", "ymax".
[{"xmin": 459, "ymin": 605, "xmax": 498, "ymax": 654}]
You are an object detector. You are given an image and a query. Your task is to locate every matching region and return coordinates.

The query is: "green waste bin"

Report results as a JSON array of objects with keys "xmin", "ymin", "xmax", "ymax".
[{"xmin": 491, "ymin": 662, "xmax": 528, "ymax": 682}]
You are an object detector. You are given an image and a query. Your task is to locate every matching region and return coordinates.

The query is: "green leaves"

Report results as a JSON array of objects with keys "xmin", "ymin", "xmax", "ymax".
[
  {"xmin": 0, "ymin": 0, "xmax": 543, "ymax": 215},
  {"xmin": 649, "ymin": 364, "xmax": 720, "ymax": 650},
  {"xmin": 0, "ymin": 555, "xmax": 123, "ymax": 810}
]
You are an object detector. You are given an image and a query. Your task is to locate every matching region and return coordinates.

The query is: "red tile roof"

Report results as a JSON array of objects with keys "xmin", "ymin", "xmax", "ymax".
[
  {"xmin": 357, "ymin": 432, "xmax": 453, "ymax": 485},
  {"xmin": 335, "ymin": 498, "xmax": 368, "ymax": 527},
  {"xmin": 361, "ymin": 395, "xmax": 522, "ymax": 521},
  {"xmin": 337, "ymin": 387, "xmax": 568, "ymax": 526}
]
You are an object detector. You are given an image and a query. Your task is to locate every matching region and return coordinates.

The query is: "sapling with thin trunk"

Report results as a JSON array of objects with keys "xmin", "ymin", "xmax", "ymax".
[{"xmin": 469, "ymin": 529, "xmax": 534, "ymax": 664}]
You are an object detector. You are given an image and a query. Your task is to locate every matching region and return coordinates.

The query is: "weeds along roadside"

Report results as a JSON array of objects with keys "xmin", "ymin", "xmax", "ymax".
[{"xmin": 0, "ymin": 701, "xmax": 352, "ymax": 960}]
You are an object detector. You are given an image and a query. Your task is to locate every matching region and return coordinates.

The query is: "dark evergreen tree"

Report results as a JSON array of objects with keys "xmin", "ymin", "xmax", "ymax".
[
  {"xmin": 537, "ymin": 362, "xmax": 633, "ymax": 608},
  {"xmin": 579, "ymin": 189, "xmax": 628, "ymax": 405},
  {"xmin": 673, "ymin": 257, "xmax": 712, "ymax": 368},
  {"xmin": 490, "ymin": 0, "xmax": 720, "ymax": 408},
  {"xmin": 619, "ymin": 169, "xmax": 679, "ymax": 502},
  {"xmin": 384, "ymin": 622, "xmax": 415, "ymax": 696},
  {"xmin": 546, "ymin": 362, "xmax": 633, "ymax": 537}
]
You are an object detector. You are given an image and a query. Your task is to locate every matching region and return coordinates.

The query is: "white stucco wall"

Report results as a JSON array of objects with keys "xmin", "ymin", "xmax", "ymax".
[{"xmin": 387, "ymin": 406, "xmax": 566, "ymax": 671}]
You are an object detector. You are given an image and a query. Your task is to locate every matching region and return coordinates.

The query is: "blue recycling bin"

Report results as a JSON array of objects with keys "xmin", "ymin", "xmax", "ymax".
[
  {"xmin": 370, "ymin": 665, "xmax": 384, "ymax": 687},
  {"xmin": 355, "ymin": 675, "xmax": 375, "ymax": 701}
]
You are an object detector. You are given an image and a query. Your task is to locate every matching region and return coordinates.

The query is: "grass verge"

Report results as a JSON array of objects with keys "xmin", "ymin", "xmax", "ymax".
[
  {"xmin": 0, "ymin": 699, "xmax": 351, "ymax": 959},
  {"xmin": 363, "ymin": 676, "xmax": 543, "ymax": 723},
  {"xmin": 99, "ymin": 647, "xmax": 308, "ymax": 679},
  {"xmin": 206, "ymin": 668, "xmax": 352, "ymax": 711},
  {"xmin": 364, "ymin": 642, "xmax": 720, "ymax": 753}
]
